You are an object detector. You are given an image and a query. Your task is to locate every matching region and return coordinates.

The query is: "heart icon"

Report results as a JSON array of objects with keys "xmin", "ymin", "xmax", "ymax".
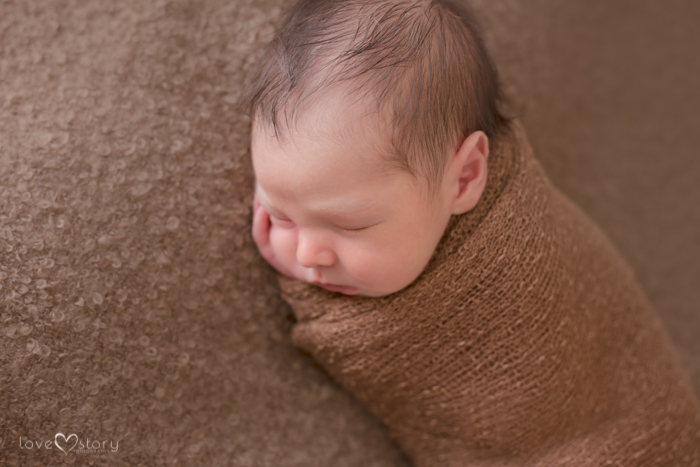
[{"xmin": 54, "ymin": 433, "xmax": 78, "ymax": 455}]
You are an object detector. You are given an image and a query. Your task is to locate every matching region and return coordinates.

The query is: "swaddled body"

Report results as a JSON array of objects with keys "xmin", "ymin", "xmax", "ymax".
[
  {"xmin": 276, "ymin": 121, "xmax": 700, "ymax": 465},
  {"xmin": 246, "ymin": 0, "xmax": 700, "ymax": 464}
]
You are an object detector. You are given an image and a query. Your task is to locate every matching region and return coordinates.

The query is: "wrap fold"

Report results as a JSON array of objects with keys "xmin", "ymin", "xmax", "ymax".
[{"xmin": 278, "ymin": 120, "xmax": 700, "ymax": 466}]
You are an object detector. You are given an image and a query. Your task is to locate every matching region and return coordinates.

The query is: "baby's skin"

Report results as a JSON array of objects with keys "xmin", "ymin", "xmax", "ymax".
[{"xmin": 251, "ymin": 92, "xmax": 490, "ymax": 297}]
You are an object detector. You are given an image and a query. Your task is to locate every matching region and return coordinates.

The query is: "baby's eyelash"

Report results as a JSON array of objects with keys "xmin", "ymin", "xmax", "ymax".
[
  {"xmin": 270, "ymin": 215, "xmax": 294, "ymax": 225},
  {"xmin": 269, "ymin": 214, "xmax": 372, "ymax": 232},
  {"xmin": 341, "ymin": 222, "xmax": 379, "ymax": 232}
]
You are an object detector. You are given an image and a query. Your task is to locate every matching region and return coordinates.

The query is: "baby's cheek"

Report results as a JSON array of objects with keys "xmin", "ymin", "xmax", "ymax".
[
  {"xmin": 342, "ymin": 240, "xmax": 418, "ymax": 292},
  {"xmin": 343, "ymin": 247, "xmax": 384, "ymax": 284},
  {"xmin": 268, "ymin": 225, "xmax": 298, "ymax": 265}
]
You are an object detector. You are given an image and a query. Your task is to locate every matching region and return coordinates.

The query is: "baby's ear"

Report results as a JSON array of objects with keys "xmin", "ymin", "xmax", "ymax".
[{"xmin": 451, "ymin": 131, "xmax": 489, "ymax": 215}]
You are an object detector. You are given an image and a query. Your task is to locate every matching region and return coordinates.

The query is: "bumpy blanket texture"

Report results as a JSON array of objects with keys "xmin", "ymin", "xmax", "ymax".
[
  {"xmin": 279, "ymin": 121, "xmax": 700, "ymax": 466},
  {"xmin": 3, "ymin": 0, "xmax": 700, "ymax": 465},
  {"xmin": 0, "ymin": 1, "xmax": 410, "ymax": 465}
]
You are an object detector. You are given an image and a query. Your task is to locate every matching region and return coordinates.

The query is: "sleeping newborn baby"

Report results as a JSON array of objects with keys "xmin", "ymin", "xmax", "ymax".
[
  {"xmin": 246, "ymin": 0, "xmax": 700, "ymax": 465},
  {"xmin": 248, "ymin": 0, "xmax": 500, "ymax": 298},
  {"xmin": 251, "ymin": 76, "xmax": 490, "ymax": 298}
]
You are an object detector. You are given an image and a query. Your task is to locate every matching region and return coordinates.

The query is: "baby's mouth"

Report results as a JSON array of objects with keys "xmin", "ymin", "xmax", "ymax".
[{"xmin": 312, "ymin": 281, "xmax": 358, "ymax": 295}]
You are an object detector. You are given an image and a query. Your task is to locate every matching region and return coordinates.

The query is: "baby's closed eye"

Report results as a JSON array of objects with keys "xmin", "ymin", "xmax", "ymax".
[
  {"xmin": 338, "ymin": 224, "xmax": 372, "ymax": 232},
  {"xmin": 270, "ymin": 214, "xmax": 375, "ymax": 232},
  {"xmin": 270, "ymin": 215, "xmax": 296, "ymax": 229}
]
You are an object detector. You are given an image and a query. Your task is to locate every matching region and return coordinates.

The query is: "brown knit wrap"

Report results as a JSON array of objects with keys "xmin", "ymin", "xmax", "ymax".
[{"xmin": 277, "ymin": 121, "xmax": 700, "ymax": 466}]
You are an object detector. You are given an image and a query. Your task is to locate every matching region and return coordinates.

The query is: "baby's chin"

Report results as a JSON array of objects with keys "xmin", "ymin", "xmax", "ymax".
[{"xmin": 310, "ymin": 281, "xmax": 360, "ymax": 295}]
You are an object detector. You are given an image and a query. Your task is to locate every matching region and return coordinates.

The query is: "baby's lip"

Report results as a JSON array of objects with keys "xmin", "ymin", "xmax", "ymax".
[{"xmin": 312, "ymin": 281, "xmax": 358, "ymax": 295}]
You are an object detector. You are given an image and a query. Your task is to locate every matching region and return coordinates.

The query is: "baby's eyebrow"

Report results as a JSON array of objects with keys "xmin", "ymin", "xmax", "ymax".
[
  {"xmin": 257, "ymin": 195, "xmax": 286, "ymax": 217},
  {"xmin": 260, "ymin": 190, "xmax": 376, "ymax": 220},
  {"xmin": 265, "ymin": 203, "xmax": 290, "ymax": 219},
  {"xmin": 311, "ymin": 201, "xmax": 375, "ymax": 219}
]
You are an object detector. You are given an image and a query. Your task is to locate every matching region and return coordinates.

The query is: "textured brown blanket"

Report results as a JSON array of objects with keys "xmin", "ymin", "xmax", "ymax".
[
  {"xmin": 278, "ymin": 121, "xmax": 700, "ymax": 466},
  {"xmin": 3, "ymin": 1, "xmax": 699, "ymax": 465}
]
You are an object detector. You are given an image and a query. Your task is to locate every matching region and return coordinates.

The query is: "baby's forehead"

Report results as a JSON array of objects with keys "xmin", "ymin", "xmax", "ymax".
[{"xmin": 254, "ymin": 90, "xmax": 396, "ymax": 168}]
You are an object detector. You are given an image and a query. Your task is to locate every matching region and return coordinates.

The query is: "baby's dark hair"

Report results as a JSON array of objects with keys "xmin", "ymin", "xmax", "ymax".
[{"xmin": 243, "ymin": 0, "xmax": 510, "ymax": 202}]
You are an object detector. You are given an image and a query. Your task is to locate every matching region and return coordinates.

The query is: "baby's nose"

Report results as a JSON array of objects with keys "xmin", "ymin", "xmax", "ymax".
[{"xmin": 296, "ymin": 230, "xmax": 336, "ymax": 268}]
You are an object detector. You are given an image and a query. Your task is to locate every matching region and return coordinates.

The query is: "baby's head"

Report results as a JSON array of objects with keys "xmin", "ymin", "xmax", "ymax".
[{"xmin": 245, "ymin": 0, "xmax": 509, "ymax": 297}]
